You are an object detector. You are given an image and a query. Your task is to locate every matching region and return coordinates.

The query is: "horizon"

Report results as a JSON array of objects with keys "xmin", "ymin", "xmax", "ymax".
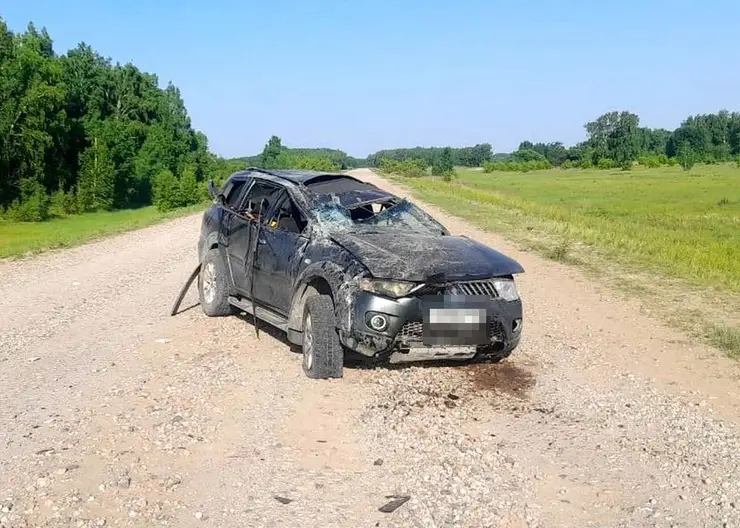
[{"xmin": 3, "ymin": 0, "xmax": 738, "ymax": 159}]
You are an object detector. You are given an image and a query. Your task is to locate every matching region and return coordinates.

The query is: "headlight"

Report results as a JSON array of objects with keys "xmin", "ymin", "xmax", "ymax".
[
  {"xmin": 357, "ymin": 278, "xmax": 418, "ymax": 298},
  {"xmin": 492, "ymin": 278, "xmax": 519, "ymax": 301}
]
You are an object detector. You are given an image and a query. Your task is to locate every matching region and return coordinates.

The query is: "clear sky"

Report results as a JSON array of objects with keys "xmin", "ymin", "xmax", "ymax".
[{"xmin": 3, "ymin": 0, "xmax": 738, "ymax": 158}]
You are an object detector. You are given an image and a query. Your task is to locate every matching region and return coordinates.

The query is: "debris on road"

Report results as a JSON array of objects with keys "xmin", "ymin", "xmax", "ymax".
[
  {"xmin": 170, "ymin": 263, "xmax": 201, "ymax": 316},
  {"xmin": 273, "ymin": 496, "xmax": 294, "ymax": 505},
  {"xmin": 378, "ymin": 495, "xmax": 410, "ymax": 513}
]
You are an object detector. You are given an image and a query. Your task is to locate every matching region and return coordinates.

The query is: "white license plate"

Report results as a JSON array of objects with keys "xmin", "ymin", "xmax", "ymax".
[{"xmin": 428, "ymin": 308, "xmax": 485, "ymax": 325}]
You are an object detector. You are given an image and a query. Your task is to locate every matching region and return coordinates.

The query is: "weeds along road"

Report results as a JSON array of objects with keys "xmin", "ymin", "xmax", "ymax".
[{"xmin": 2, "ymin": 168, "xmax": 740, "ymax": 527}]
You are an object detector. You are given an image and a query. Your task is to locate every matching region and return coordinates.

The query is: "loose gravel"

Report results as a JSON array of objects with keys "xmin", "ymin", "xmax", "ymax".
[{"xmin": 3, "ymin": 169, "xmax": 740, "ymax": 527}]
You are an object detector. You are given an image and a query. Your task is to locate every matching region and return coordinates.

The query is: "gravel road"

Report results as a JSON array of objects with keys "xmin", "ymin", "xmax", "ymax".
[{"xmin": 3, "ymin": 168, "xmax": 740, "ymax": 528}]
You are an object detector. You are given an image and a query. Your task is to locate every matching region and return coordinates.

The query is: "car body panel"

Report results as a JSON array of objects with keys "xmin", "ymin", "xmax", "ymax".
[{"xmin": 329, "ymin": 231, "xmax": 524, "ymax": 282}]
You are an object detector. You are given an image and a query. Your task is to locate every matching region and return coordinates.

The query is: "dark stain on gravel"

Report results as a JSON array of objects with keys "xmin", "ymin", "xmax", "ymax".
[{"xmin": 466, "ymin": 362, "xmax": 535, "ymax": 398}]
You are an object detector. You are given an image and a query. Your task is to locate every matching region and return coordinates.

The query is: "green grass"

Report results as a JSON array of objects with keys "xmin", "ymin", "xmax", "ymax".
[
  {"xmin": 0, "ymin": 202, "xmax": 207, "ymax": 259},
  {"xmin": 383, "ymin": 163, "xmax": 740, "ymax": 356}
]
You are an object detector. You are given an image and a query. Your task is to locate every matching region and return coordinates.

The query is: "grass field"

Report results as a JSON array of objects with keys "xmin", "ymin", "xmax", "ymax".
[
  {"xmin": 383, "ymin": 163, "xmax": 740, "ymax": 356},
  {"xmin": 0, "ymin": 203, "xmax": 207, "ymax": 259}
]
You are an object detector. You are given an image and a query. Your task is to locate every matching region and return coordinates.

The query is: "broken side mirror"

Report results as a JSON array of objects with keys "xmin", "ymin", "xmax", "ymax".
[{"xmin": 207, "ymin": 180, "xmax": 219, "ymax": 200}]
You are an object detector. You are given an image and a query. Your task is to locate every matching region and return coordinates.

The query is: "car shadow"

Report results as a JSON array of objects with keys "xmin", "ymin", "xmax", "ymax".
[
  {"xmin": 171, "ymin": 302, "xmax": 200, "ymax": 316},
  {"xmin": 199, "ymin": 306, "xmax": 509, "ymax": 374},
  {"xmin": 233, "ymin": 311, "xmax": 303, "ymax": 354}
]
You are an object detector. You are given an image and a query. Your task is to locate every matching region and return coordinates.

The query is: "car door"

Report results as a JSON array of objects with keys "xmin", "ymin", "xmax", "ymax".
[
  {"xmin": 216, "ymin": 177, "xmax": 250, "ymax": 283},
  {"xmin": 251, "ymin": 190, "xmax": 310, "ymax": 314},
  {"xmin": 225, "ymin": 179, "xmax": 284, "ymax": 295}
]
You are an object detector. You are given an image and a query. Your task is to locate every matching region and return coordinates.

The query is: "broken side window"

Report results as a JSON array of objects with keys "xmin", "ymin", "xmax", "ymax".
[
  {"xmin": 265, "ymin": 193, "xmax": 308, "ymax": 235},
  {"xmin": 224, "ymin": 179, "xmax": 250, "ymax": 209},
  {"xmin": 239, "ymin": 180, "xmax": 283, "ymax": 222}
]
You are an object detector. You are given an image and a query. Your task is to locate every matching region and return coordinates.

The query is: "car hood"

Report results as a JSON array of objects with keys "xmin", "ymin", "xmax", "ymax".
[{"xmin": 330, "ymin": 231, "xmax": 524, "ymax": 282}]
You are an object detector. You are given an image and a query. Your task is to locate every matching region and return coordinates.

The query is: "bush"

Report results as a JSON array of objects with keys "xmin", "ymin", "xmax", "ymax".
[
  {"xmin": 483, "ymin": 159, "xmax": 551, "ymax": 173},
  {"xmin": 638, "ymin": 155, "xmax": 661, "ymax": 168},
  {"xmin": 657, "ymin": 153, "xmax": 669, "ymax": 165},
  {"xmin": 49, "ymin": 189, "xmax": 79, "ymax": 216},
  {"xmin": 561, "ymin": 159, "xmax": 574, "ymax": 170},
  {"xmin": 6, "ymin": 180, "xmax": 51, "ymax": 222},
  {"xmin": 178, "ymin": 166, "xmax": 201, "ymax": 206},
  {"xmin": 153, "ymin": 169, "xmax": 183, "ymax": 211},
  {"xmin": 677, "ymin": 144, "xmax": 696, "ymax": 171},
  {"xmin": 511, "ymin": 149, "xmax": 547, "ymax": 163},
  {"xmin": 579, "ymin": 157, "xmax": 593, "ymax": 169},
  {"xmin": 666, "ymin": 157, "xmax": 678, "ymax": 166},
  {"xmin": 380, "ymin": 158, "xmax": 427, "ymax": 177},
  {"xmin": 597, "ymin": 158, "xmax": 615, "ymax": 170},
  {"xmin": 289, "ymin": 155, "xmax": 338, "ymax": 172},
  {"xmin": 620, "ymin": 160, "xmax": 633, "ymax": 171}
]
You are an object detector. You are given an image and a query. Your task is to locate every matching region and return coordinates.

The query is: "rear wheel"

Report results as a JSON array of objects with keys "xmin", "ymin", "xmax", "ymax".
[
  {"xmin": 198, "ymin": 249, "xmax": 232, "ymax": 317},
  {"xmin": 302, "ymin": 294, "xmax": 343, "ymax": 379}
]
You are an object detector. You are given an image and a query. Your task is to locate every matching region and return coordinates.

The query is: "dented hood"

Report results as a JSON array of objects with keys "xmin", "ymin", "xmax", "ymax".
[{"xmin": 330, "ymin": 231, "xmax": 524, "ymax": 282}]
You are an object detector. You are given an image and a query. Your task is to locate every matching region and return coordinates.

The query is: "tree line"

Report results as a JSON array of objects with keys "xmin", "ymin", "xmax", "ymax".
[
  {"xmin": 235, "ymin": 142, "xmax": 495, "ymax": 173},
  {"xmin": 485, "ymin": 110, "xmax": 740, "ymax": 173},
  {"xmin": 236, "ymin": 136, "xmax": 367, "ymax": 171},
  {"xmin": 0, "ymin": 19, "xmax": 240, "ymax": 221}
]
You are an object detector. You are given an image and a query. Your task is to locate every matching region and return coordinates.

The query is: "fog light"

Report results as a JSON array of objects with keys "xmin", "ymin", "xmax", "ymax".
[
  {"xmin": 513, "ymin": 318, "xmax": 522, "ymax": 333},
  {"xmin": 368, "ymin": 314, "xmax": 389, "ymax": 332}
]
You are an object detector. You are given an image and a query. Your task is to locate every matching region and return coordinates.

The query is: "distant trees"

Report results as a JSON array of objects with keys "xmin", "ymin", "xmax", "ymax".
[
  {"xmin": 260, "ymin": 135, "xmax": 283, "ymax": 169},
  {"xmin": 365, "ymin": 143, "xmax": 493, "ymax": 169},
  {"xmin": 511, "ymin": 109, "xmax": 740, "ymax": 171},
  {"xmin": 0, "ymin": 18, "xmax": 219, "ymax": 219},
  {"xmin": 249, "ymin": 135, "xmax": 343, "ymax": 172},
  {"xmin": 432, "ymin": 147, "xmax": 455, "ymax": 181},
  {"xmin": 240, "ymin": 141, "xmax": 365, "ymax": 171}
]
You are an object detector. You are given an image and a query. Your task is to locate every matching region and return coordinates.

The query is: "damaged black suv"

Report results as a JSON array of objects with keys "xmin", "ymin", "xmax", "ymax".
[{"xmin": 197, "ymin": 168, "xmax": 524, "ymax": 379}]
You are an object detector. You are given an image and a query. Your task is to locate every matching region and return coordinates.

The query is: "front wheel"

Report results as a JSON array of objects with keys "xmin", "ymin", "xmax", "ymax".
[
  {"xmin": 198, "ymin": 249, "xmax": 232, "ymax": 317},
  {"xmin": 302, "ymin": 295, "xmax": 343, "ymax": 379}
]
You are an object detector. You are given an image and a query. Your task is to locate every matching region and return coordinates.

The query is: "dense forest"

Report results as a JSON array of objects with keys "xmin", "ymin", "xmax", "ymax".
[{"xmin": 0, "ymin": 19, "xmax": 244, "ymax": 221}]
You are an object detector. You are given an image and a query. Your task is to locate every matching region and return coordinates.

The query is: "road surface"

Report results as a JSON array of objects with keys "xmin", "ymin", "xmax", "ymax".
[{"xmin": 2, "ymin": 168, "xmax": 740, "ymax": 528}]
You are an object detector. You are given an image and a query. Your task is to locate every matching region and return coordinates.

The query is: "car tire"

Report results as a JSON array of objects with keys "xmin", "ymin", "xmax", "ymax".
[
  {"xmin": 198, "ymin": 249, "xmax": 232, "ymax": 317},
  {"xmin": 301, "ymin": 294, "xmax": 343, "ymax": 379}
]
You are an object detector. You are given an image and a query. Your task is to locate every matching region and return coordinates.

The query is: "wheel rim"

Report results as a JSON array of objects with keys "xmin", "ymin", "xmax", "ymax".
[
  {"xmin": 202, "ymin": 261, "xmax": 216, "ymax": 304},
  {"xmin": 303, "ymin": 313, "xmax": 314, "ymax": 371}
]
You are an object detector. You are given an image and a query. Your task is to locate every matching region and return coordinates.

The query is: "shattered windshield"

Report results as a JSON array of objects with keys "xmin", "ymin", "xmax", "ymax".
[{"xmin": 314, "ymin": 198, "xmax": 446, "ymax": 235}]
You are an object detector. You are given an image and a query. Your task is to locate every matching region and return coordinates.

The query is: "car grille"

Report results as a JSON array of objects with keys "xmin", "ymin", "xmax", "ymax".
[
  {"xmin": 396, "ymin": 319, "xmax": 505, "ymax": 344},
  {"xmin": 445, "ymin": 280, "xmax": 499, "ymax": 297}
]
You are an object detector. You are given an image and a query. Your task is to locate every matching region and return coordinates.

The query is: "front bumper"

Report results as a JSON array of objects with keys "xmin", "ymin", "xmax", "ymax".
[{"xmin": 340, "ymin": 290, "xmax": 523, "ymax": 361}]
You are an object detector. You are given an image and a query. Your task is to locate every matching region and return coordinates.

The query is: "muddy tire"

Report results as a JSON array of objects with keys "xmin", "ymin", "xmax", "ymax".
[
  {"xmin": 198, "ymin": 249, "xmax": 232, "ymax": 317},
  {"xmin": 302, "ymin": 294, "xmax": 343, "ymax": 379}
]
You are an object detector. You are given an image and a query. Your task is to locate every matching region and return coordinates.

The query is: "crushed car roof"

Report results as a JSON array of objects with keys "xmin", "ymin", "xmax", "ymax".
[{"xmin": 233, "ymin": 167, "xmax": 396, "ymax": 207}]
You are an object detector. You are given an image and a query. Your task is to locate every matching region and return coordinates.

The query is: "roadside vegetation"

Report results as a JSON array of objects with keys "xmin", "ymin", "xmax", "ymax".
[{"xmin": 0, "ymin": 203, "xmax": 206, "ymax": 258}]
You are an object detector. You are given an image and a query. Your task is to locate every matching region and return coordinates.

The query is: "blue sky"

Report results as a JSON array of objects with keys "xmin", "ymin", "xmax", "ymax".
[{"xmin": 3, "ymin": 1, "xmax": 738, "ymax": 158}]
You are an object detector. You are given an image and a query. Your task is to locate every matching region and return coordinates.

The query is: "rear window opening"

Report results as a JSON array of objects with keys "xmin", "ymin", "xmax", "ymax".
[
  {"xmin": 345, "ymin": 198, "xmax": 401, "ymax": 222},
  {"xmin": 304, "ymin": 175, "xmax": 377, "ymax": 194}
]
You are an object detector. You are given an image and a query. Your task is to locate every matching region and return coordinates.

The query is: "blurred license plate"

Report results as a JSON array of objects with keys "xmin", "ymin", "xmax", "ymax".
[
  {"xmin": 423, "ymin": 302, "xmax": 489, "ymax": 346},
  {"xmin": 428, "ymin": 308, "xmax": 485, "ymax": 325}
]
